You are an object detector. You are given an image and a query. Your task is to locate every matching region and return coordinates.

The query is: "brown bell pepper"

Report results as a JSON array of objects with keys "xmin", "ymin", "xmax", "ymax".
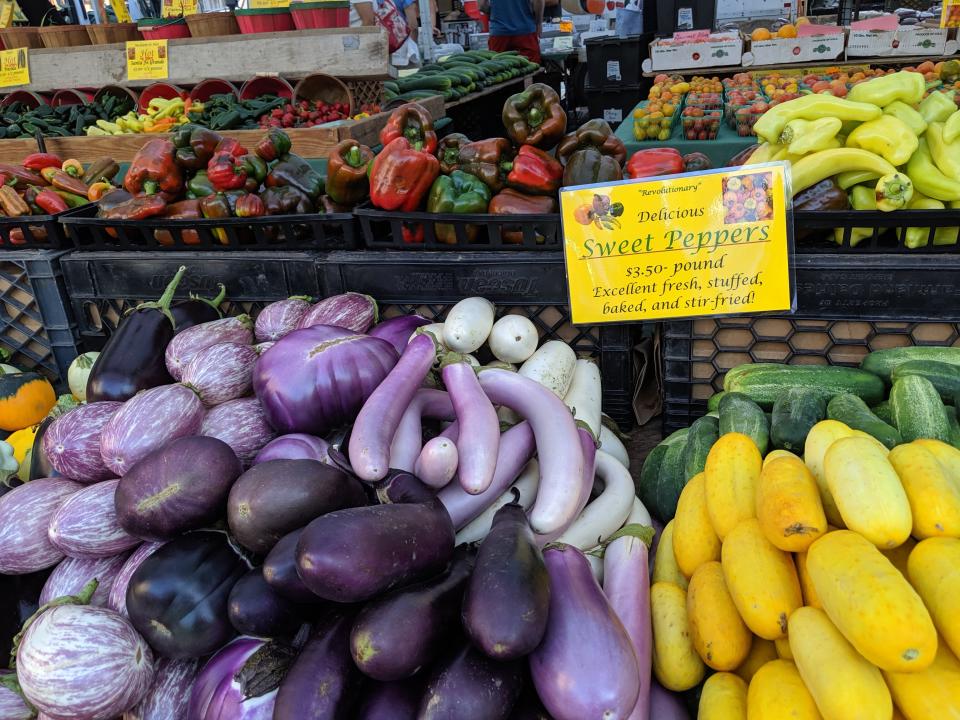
[
  {"xmin": 261, "ymin": 186, "xmax": 315, "ymax": 215},
  {"xmin": 379, "ymin": 102, "xmax": 438, "ymax": 154},
  {"xmin": 40, "ymin": 167, "xmax": 89, "ymax": 197},
  {"xmin": 0, "ymin": 164, "xmax": 47, "ymax": 190},
  {"xmin": 793, "ymin": 179, "xmax": 850, "ymax": 241},
  {"xmin": 82, "ymin": 157, "xmax": 120, "ymax": 185},
  {"xmin": 98, "ymin": 195, "xmax": 167, "ymax": 221},
  {"xmin": 458, "ymin": 138, "xmax": 514, "ymax": 193},
  {"xmin": 154, "ymin": 200, "xmax": 203, "ymax": 246},
  {"xmin": 124, "ymin": 139, "xmax": 184, "ymax": 201},
  {"xmin": 682, "ymin": 152, "xmax": 711, "ymax": 173},
  {"xmin": 562, "ymin": 147, "xmax": 623, "ymax": 187},
  {"xmin": 556, "ymin": 119, "xmax": 627, "ymax": 168},
  {"xmin": 505, "ymin": 145, "xmax": 563, "ymax": 196},
  {"xmin": 319, "ymin": 195, "xmax": 353, "ymax": 214},
  {"xmin": 502, "ymin": 83, "xmax": 567, "ymax": 150},
  {"xmin": 0, "ymin": 185, "xmax": 29, "ymax": 216},
  {"xmin": 190, "ymin": 127, "xmax": 225, "ymax": 165},
  {"xmin": 369, "ymin": 137, "xmax": 440, "ymax": 212},
  {"xmin": 200, "ymin": 194, "xmax": 232, "ymax": 245},
  {"xmin": 436, "ymin": 133, "xmax": 470, "ymax": 175},
  {"xmin": 489, "ymin": 188, "xmax": 558, "ymax": 244},
  {"xmin": 326, "ymin": 139, "xmax": 374, "ymax": 206}
]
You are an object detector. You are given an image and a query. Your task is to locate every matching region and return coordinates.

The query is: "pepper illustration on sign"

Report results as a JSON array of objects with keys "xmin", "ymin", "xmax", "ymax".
[
  {"xmin": 722, "ymin": 172, "xmax": 774, "ymax": 224},
  {"xmin": 572, "ymin": 193, "xmax": 624, "ymax": 230}
]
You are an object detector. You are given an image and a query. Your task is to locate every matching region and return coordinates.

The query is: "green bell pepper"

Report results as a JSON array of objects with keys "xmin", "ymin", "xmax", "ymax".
[
  {"xmin": 426, "ymin": 169, "xmax": 492, "ymax": 244},
  {"xmin": 186, "ymin": 171, "xmax": 216, "ymax": 199}
]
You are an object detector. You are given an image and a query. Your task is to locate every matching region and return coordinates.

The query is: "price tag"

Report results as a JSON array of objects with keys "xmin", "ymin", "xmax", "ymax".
[
  {"xmin": 0, "ymin": 0, "xmax": 16, "ymax": 29},
  {"xmin": 602, "ymin": 107, "xmax": 622, "ymax": 123},
  {"xmin": 605, "ymin": 59, "xmax": 621, "ymax": 80},
  {"xmin": 250, "ymin": 0, "xmax": 291, "ymax": 7},
  {"xmin": 552, "ymin": 35, "xmax": 574, "ymax": 51},
  {"xmin": 161, "ymin": 0, "xmax": 198, "ymax": 16},
  {"xmin": 0, "ymin": 47, "xmax": 29, "ymax": 89},
  {"xmin": 560, "ymin": 164, "xmax": 794, "ymax": 324},
  {"xmin": 126, "ymin": 39, "xmax": 169, "ymax": 81}
]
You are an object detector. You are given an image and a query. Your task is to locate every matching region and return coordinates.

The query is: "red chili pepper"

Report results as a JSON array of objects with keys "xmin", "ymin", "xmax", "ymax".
[
  {"xmin": 33, "ymin": 187, "xmax": 69, "ymax": 214},
  {"xmin": 23, "ymin": 153, "xmax": 63, "ymax": 172}
]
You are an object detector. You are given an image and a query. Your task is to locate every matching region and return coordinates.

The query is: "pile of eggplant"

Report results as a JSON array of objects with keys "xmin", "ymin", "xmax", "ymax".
[{"xmin": 0, "ymin": 269, "xmax": 659, "ymax": 720}]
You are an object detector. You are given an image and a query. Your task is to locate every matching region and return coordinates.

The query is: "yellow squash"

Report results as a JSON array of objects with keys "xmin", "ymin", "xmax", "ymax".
[
  {"xmin": 763, "ymin": 449, "xmax": 801, "ymax": 468},
  {"xmin": 673, "ymin": 472, "xmax": 721, "ymax": 578},
  {"xmin": 653, "ymin": 520, "xmax": 688, "ymax": 589},
  {"xmin": 824, "ymin": 436, "xmax": 912, "ymax": 549},
  {"xmin": 804, "ymin": 420, "xmax": 855, "ymax": 527},
  {"xmin": 774, "ymin": 635, "xmax": 793, "ymax": 660},
  {"xmin": 883, "ymin": 642, "xmax": 960, "ymax": 720},
  {"xmin": 907, "ymin": 537, "xmax": 960, "ymax": 658},
  {"xmin": 756, "ymin": 456, "xmax": 827, "ymax": 552},
  {"xmin": 705, "ymin": 432, "xmax": 763, "ymax": 541},
  {"xmin": 699, "ymin": 672, "xmax": 748, "ymax": 720},
  {"xmin": 850, "ymin": 429, "xmax": 889, "ymax": 454},
  {"xmin": 889, "ymin": 443, "xmax": 960, "ymax": 539},
  {"xmin": 807, "ymin": 530, "xmax": 937, "ymax": 672},
  {"xmin": 788, "ymin": 606, "xmax": 893, "ymax": 720},
  {"xmin": 746, "ymin": 659, "xmax": 823, "ymax": 720},
  {"xmin": 735, "ymin": 638, "xmax": 778, "ymax": 684},
  {"xmin": 722, "ymin": 519, "xmax": 803, "ymax": 640},
  {"xmin": 881, "ymin": 536, "xmax": 917, "ymax": 580},
  {"xmin": 687, "ymin": 561, "xmax": 752, "ymax": 671},
  {"xmin": 913, "ymin": 438, "xmax": 960, "ymax": 485},
  {"xmin": 651, "ymin": 581, "xmax": 706, "ymax": 691},
  {"xmin": 794, "ymin": 550, "xmax": 822, "ymax": 609}
]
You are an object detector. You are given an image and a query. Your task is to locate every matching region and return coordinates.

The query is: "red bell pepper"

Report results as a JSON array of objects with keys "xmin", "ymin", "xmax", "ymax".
[
  {"xmin": 369, "ymin": 137, "xmax": 440, "ymax": 212},
  {"xmin": 124, "ymin": 139, "xmax": 184, "ymax": 201},
  {"xmin": 23, "ymin": 153, "xmax": 62, "ymax": 172},
  {"xmin": 379, "ymin": 103, "xmax": 438, "ymax": 154},
  {"xmin": 506, "ymin": 145, "xmax": 563, "ymax": 196},
  {"xmin": 207, "ymin": 151, "xmax": 248, "ymax": 192},
  {"xmin": 625, "ymin": 148, "xmax": 685, "ymax": 180},
  {"xmin": 214, "ymin": 137, "xmax": 248, "ymax": 159}
]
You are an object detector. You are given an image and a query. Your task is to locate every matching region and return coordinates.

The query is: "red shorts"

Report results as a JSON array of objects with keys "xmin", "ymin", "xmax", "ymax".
[{"xmin": 489, "ymin": 32, "xmax": 541, "ymax": 64}]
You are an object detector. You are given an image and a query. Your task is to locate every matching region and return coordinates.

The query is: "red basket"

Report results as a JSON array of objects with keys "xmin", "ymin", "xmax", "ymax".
[
  {"xmin": 189, "ymin": 78, "xmax": 238, "ymax": 102},
  {"xmin": 138, "ymin": 17, "xmax": 192, "ymax": 39},
  {"xmin": 235, "ymin": 7, "xmax": 295, "ymax": 33},
  {"xmin": 290, "ymin": 1, "xmax": 349, "ymax": 29},
  {"xmin": 138, "ymin": 82, "xmax": 185, "ymax": 114},
  {"xmin": 239, "ymin": 76, "xmax": 294, "ymax": 101}
]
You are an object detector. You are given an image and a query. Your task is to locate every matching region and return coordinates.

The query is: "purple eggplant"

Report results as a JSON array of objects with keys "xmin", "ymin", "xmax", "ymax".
[
  {"xmin": 126, "ymin": 531, "xmax": 248, "ymax": 659},
  {"xmin": 227, "ymin": 459, "xmax": 366, "ymax": 555},
  {"xmin": 254, "ymin": 296, "xmax": 312, "ymax": 343},
  {"xmin": 273, "ymin": 610, "xmax": 361, "ymax": 720},
  {"xmin": 298, "ymin": 292, "xmax": 377, "ymax": 333},
  {"xmin": 99, "ymin": 384, "xmax": 205, "ymax": 477},
  {"xmin": 389, "ymin": 388, "xmax": 457, "ymax": 472},
  {"xmin": 115, "ymin": 435, "xmax": 242, "ymax": 542},
  {"xmin": 170, "ymin": 284, "xmax": 225, "ymax": 334},
  {"xmin": 262, "ymin": 528, "xmax": 317, "ymax": 603},
  {"xmin": 530, "ymin": 544, "xmax": 640, "ymax": 720},
  {"xmin": 349, "ymin": 332, "xmax": 439, "ymax": 482},
  {"xmin": 49, "ymin": 479, "xmax": 140, "ymax": 559},
  {"xmin": 0, "ymin": 477, "xmax": 82, "ymax": 574},
  {"xmin": 253, "ymin": 433, "xmax": 332, "ymax": 465},
  {"xmin": 165, "ymin": 314, "xmax": 253, "ymax": 381},
  {"xmin": 17, "ymin": 600, "xmax": 155, "ymax": 720},
  {"xmin": 253, "ymin": 325, "xmax": 398, "ymax": 436},
  {"xmin": 350, "ymin": 546, "xmax": 474, "ymax": 681},
  {"xmin": 182, "ymin": 342, "xmax": 258, "ymax": 406},
  {"xmin": 648, "ymin": 681, "xmax": 689, "ymax": 720},
  {"xmin": 187, "ymin": 638, "xmax": 289, "ymax": 720},
  {"xmin": 462, "ymin": 497, "xmax": 549, "ymax": 660},
  {"xmin": 200, "ymin": 397, "xmax": 276, "ymax": 467},
  {"xmin": 356, "ymin": 679, "xmax": 422, "ymax": 720},
  {"xmin": 296, "ymin": 490, "xmax": 455, "ymax": 603},
  {"xmin": 40, "ymin": 552, "xmax": 131, "ymax": 607},
  {"xmin": 369, "ymin": 314, "xmax": 430, "ymax": 355},
  {"xmin": 374, "ymin": 468, "xmax": 436, "ymax": 504},
  {"xmin": 108, "ymin": 541, "xmax": 165, "ymax": 617},
  {"xmin": 444, "ymin": 360, "xmax": 500, "ymax": 495},
  {"xmin": 228, "ymin": 568, "xmax": 303, "ymax": 638},
  {"xmin": 508, "ymin": 684, "xmax": 553, "ymax": 719},
  {"xmin": 43, "ymin": 401, "xmax": 122, "ymax": 483},
  {"xmin": 418, "ymin": 642, "xmax": 523, "ymax": 720},
  {"xmin": 27, "ymin": 415, "xmax": 59, "ymax": 481},
  {"xmin": 123, "ymin": 657, "xmax": 199, "ymax": 720}
]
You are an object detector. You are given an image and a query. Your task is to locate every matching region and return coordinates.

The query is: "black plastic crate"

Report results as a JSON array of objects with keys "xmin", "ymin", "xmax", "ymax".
[
  {"xmin": 585, "ymin": 83, "xmax": 642, "ymax": 129},
  {"xmin": 795, "ymin": 208, "xmax": 960, "ymax": 253},
  {"xmin": 0, "ymin": 211, "xmax": 71, "ymax": 251},
  {"xmin": 354, "ymin": 204, "xmax": 561, "ymax": 251},
  {"xmin": 60, "ymin": 203, "xmax": 358, "ymax": 251},
  {"xmin": 1, "ymin": 250, "xmax": 80, "ymax": 385},
  {"xmin": 586, "ymin": 35, "xmax": 647, "ymax": 88}
]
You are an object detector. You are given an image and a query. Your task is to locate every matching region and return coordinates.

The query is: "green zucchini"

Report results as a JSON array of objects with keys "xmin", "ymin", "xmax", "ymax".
[
  {"xmin": 653, "ymin": 437, "xmax": 688, "ymax": 523},
  {"xmin": 396, "ymin": 75, "xmax": 453, "ymax": 92},
  {"xmin": 871, "ymin": 400, "xmax": 894, "ymax": 426},
  {"xmin": 638, "ymin": 428, "xmax": 688, "ymax": 523},
  {"xmin": 826, "ymin": 393, "xmax": 902, "ymax": 449},
  {"xmin": 707, "ymin": 392, "xmax": 727, "ymax": 413},
  {"xmin": 718, "ymin": 391, "xmax": 769, "ymax": 454},
  {"xmin": 771, "ymin": 387, "xmax": 826, "ymax": 452},
  {"xmin": 682, "ymin": 415, "xmax": 719, "ymax": 481},
  {"xmin": 861, "ymin": 346, "xmax": 960, "ymax": 383},
  {"xmin": 890, "ymin": 375, "xmax": 952, "ymax": 443},
  {"xmin": 890, "ymin": 359, "xmax": 960, "ymax": 403},
  {"xmin": 383, "ymin": 81, "xmax": 400, "ymax": 94},
  {"xmin": 723, "ymin": 362, "xmax": 884, "ymax": 409}
]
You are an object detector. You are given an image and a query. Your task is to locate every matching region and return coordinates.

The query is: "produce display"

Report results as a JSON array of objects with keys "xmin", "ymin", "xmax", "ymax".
[
  {"xmin": 0, "ymin": 285, "xmax": 656, "ymax": 719},
  {"xmin": 0, "ymin": 96, "xmax": 135, "ymax": 139},
  {"xmin": 86, "ymin": 97, "xmax": 200, "ymax": 137}
]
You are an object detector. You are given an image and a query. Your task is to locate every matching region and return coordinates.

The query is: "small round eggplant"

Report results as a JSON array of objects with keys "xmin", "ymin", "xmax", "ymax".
[{"xmin": 228, "ymin": 568, "xmax": 303, "ymax": 638}]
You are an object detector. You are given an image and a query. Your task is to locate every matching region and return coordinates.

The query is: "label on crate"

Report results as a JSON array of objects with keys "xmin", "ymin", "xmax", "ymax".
[
  {"xmin": 161, "ymin": 0, "xmax": 198, "ymax": 16},
  {"xmin": 126, "ymin": 40, "xmax": 169, "ymax": 81},
  {"xmin": 0, "ymin": 47, "xmax": 29, "ymax": 88},
  {"xmin": 250, "ymin": 0, "xmax": 291, "ymax": 8},
  {"xmin": 602, "ymin": 108, "xmax": 622, "ymax": 123},
  {"xmin": 605, "ymin": 60, "xmax": 621, "ymax": 81},
  {"xmin": 560, "ymin": 163, "xmax": 795, "ymax": 324}
]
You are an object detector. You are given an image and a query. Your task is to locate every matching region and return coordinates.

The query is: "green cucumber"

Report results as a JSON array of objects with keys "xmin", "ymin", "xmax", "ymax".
[
  {"xmin": 771, "ymin": 387, "xmax": 826, "ymax": 452},
  {"xmin": 682, "ymin": 415, "xmax": 719, "ymax": 481},
  {"xmin": 383, "ymin": 81, "xmax": 400, "ymax": 94},
  {"xmin": 718, "ymin": 392, "xmax": 769, "ymax": 454},
  {"xmin": 654, "ymin": 438, "xmax": 688, "ymax": 523},
  {"xmin": 891, "ymin": 375, "xmax": 952, "ymax": 442},
  {"xmin": 396, "ymin": 75, "xmax": 452, "ymax": 92},
  {"xmin": 639, "ymin": 428, "xmax": 688, "ymax": 523},
  {"xmin": 890, "ymin": 359, "xmax": 960, "ymax": 403},
  {"xmin": 871, "ymin": 400, "xmax": 894, "ymax": 426},
  {"xmin": 861, "ymin": 346, "xmax": 960, "ymax": 383},
  {"xmin": 707, "ymin": 392, "xmax": 727, "ymax": 413},
  {"xmin": 442, "ymin": 54, "xmax": 480, "ymax": 64},
  {"xmin": 826, "ymin": 393, "xmax": 902, "ymax": 449},
  {"xmin": 723, "ymin": 363, "xmax": 885, "ymax": 409}
]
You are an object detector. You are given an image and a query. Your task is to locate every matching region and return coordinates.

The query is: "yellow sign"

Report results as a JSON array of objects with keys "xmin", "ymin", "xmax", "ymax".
[
  {"xmin": 0, "ymin": 0, "xmax": 16, "ymax": 29},
  {"xmin": 126, "ymin": 40, "xmax": 169, "ymax": 81},
  {"xmin": 942, "ymin": 0, "xmax": 960, "ymax": 27},
  {"xmin": 161, "ymin": 0, "xmax": 198, "ymax": 16},
  {"xmin": 250, "ymin": 0, "xmax": 291, "ymax": 7},
  {"xmin": 112, "ymin": 0, "xmax": 132, "ymax": 23},
  {"xmin": 561, "ymin": 164, "xmax": 794, "ymax": 324},
  {"xmin": 0, "ymin": 47, "xmax": 29, "ymax": 89}
]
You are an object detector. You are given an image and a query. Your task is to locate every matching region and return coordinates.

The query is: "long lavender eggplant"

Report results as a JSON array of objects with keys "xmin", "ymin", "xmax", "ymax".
[
  {"xmin": 187, "ymin": 638, "xmax": 282, "ymax": 720},
  {"xmin": 418, "ymin": 642, "xmax": 523, "ymax": 720},
  {"xmin": 123, "ymin": 658, "xmax": 198, "ymax": 720},
  {"xmin": 0, "ymin": 671, "xmax": 33, "ymax": 720},
  {"xmin": 349, "ymin": 332, "xmax": 438, "ymax": 482},
  {"xmin": 40, "ymin": 552, "xmax": 131, "ymax": 607},
  {"xmin": 648, "ymin": 681, "xmax": 689, "ymax": 720},
  {"xmin": 368, "ymin": 314, "xmax": 430, "ymax": 354},
  {"xmin": 414, "ymin": 436, "xmax": 459, "ymax": 488},
  {"xmin": 535, "ymin": 427, "xmax": 599, "ymax": 547},
  {"xmin": 444, "ymin": 360, "xmax": 500, "ymax": 495},
  {"xmin": 254, "ymin": 297, "xmax": 312, "ymax": 343},
  {"xmin": 298, "ymin": 292, "xmax": 377, "ymax": 333},
  {"xmin": 200, "ymin": 397, "xmax": 276, "ymax": 467},
  {"xmin": 389, "ymin": 388, "xmax": 456, "ymax": 472},
  {"xmin": 253, "ymin": 433, "xmax": 332, "ymax": 465},
  {"xmin": 182, "ymin": 342, "xmax": 258, "ymax": 406},
  {"xmin": 438, "ymin": 421, "xmax": 535, "ymax": 529},
  {"xmin": 165, "ymin": 314, "xmax": 253, "ymax": 381},
  {"xmin": 530, "ymin": 544, "xmax": 640, "ymax": 720},
  {"xmin": 356, "ymin": 680, "xmax": 421, "ymax": 720},
  {"xmin": 108, "ymin": 541, "xmax": 165, "ymax": 617},
  {"xmin": 43, "ymin": 401, "xmax": 122, "ymax": 483},
  {"xmin": 17, "ymin": 602, "xmax": 154, "ymax": 720},
  {"xmin": 49, "ymin": 479, "xmax": 139, "ymax": 559},
  {"xmin": 262, "ymin": 528, "xmax": 317, "ymax": 603},
  {"xmin": 99, "ymin": 384, "xmax": 205, "ymax": 477},
  {"xmin": 0, "ymin": 477, "xmax": 82, "ymax": 574}
]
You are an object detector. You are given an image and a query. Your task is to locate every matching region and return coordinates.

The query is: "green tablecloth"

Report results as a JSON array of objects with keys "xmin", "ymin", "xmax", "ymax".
[{"xmin": 617, "ymin": 104, "xmax": 757, "ymax": 169}]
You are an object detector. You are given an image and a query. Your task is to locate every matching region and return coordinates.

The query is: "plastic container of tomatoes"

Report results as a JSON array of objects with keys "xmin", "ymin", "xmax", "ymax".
[
  {"xmin": 684, "ymin": 91, "xmax": 723, "ymax": 112},
  {"xmin": 733, "ymin": 106, "xmax": 764, "ymax": 136},
  {"xmin": 681, "ymin": 108, "xmax": 721, "ymax": 141}
]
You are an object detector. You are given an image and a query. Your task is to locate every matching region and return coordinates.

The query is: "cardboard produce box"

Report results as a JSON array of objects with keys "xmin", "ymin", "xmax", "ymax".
[
  {"xmin": 642, "ymin": 31, "xmax": 742, "ymax": 71},
  {"xmin": 846, "ymin": 26, "xmax": 955, "ymax": 57},
  {"xmin": 743, "ymin": 29, "xmax": 845, "ymax": 66}
]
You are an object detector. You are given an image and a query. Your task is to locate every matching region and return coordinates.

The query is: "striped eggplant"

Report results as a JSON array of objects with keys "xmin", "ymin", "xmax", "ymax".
[
  {"xmin": 108, "ymin": 541, "xmax": 165, "ymax": 617},
  {"xmin": 298, "ymin": 292, "xmax": 377, "ymax": 333},
  {"xmin": 0, "ymin": 477, "xmax": 82, "ymax": 574},
  {"xmin": 254, "ymin": 297, "xmax": 312, "ymax": 343},
  {"xmin": 254, "ymin": 341, "xmax": 275, "ymax": 354},
  {"xmin": 40, "ymin": 552, "xmax": 131, "ymax": 607},
  {"xmin": 188, "ymin": 638, "xmax": 287, "ymax": 720},
  {"xmin": 262, "ymin": 528, "xmax": 318, "ymax": 603},
  {"xmin": 43, "ymin": 401, "xmax": 123, "ymax": 483},
  {"xmin": 369, "ymin": 314, "xmax": 430, "ymax": 355},
  {"xmin": 123, "ymin": 658, "xmax": 198, "ymax": 720},
  {"xmin": 17, "ymin": 602, "xmax": 155, "ymax": 720},
  {"xmin": 418, "ymin": 642, "xmax": 523, "ymax": 720},
  {"xmin": 0, "ymin": 671, "xmax": 32, "ymax": 720},
  {"xmin": 200, "ymin": 397, "xmax": 277, "ymax": 467},
  {"xmin": 182, "ymin": 342, "xmax": 258, "ymax": 407},
  {"xmin": 99, "ymin": 384, "xmax": 205, "ymax": 477},
  {"xmin": 48, "ymin": 479, "xmax": 140, "ymax": 559},
  {"xmin": 253, "ymin": 433, "xmax": 332, "ymax": 465},
  {"xmin": 165, "ymin": 315, "xmax": 253, "ymax": 381}
]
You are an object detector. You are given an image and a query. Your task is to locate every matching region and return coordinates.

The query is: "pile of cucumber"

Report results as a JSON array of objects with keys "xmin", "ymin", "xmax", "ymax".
[{"xmin": 383, "ymin": 50, "xmax": 540, "ymax": 104}]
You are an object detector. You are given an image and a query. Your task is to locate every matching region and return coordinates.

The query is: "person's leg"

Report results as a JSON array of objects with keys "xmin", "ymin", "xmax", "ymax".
[
  {"xmin": 488, "ymin": 34, "xmax": 511, "ymax": 52},
  {"xmin": 511, "ymin": 31, "xmax": 541, "ymax": 63}
]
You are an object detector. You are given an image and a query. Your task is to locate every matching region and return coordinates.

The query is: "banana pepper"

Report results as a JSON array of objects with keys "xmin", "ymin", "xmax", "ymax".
[
  {"xmin": 790, "ymin": 148, "xmax": 897, "ymax": 196},
  {"xmin": 837, "ymin": 170, "xmax": 880, "ymax": 190},
  {"xmin": 874, "ymin": 172, "xmax": 913, "ymax": 212},
  {"xmin": 906, "ymin": 137, "xmax": 960, "ymax": 202},
  {"xmin": 753, "ymin": 94, "xmax": 882, "ymax": 145},
  {"xmin": 919, "ymin": 90, "xmax": 956, "ymax": 125},
  {"xmin": 835, "ymin": 184, "xmax": 876, "ymax": 247},
  {"xmin": 883, "ymin": 101, "xmax": 927, "ymax": 136},
  {"xmin": 779, "ymin": 117, "xmax": 842, "ymax": 155},
  {"xmin": 925, "ymin": 122, "xmax": 960, "ymax": 180},
  {"xmin": 847, "ymin": 70, "xmax": 926, "ymax": 107},
  {"xmin": 944, "ymin": 110, "xmax": 960, "ymax": 143},
  {"xmin": 899, "ymin": 193, "xmax": 956, "ymax": 249},
  {"xmin": 845, "ymin": 115, "xmax": 918, "ymax": 166}
]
